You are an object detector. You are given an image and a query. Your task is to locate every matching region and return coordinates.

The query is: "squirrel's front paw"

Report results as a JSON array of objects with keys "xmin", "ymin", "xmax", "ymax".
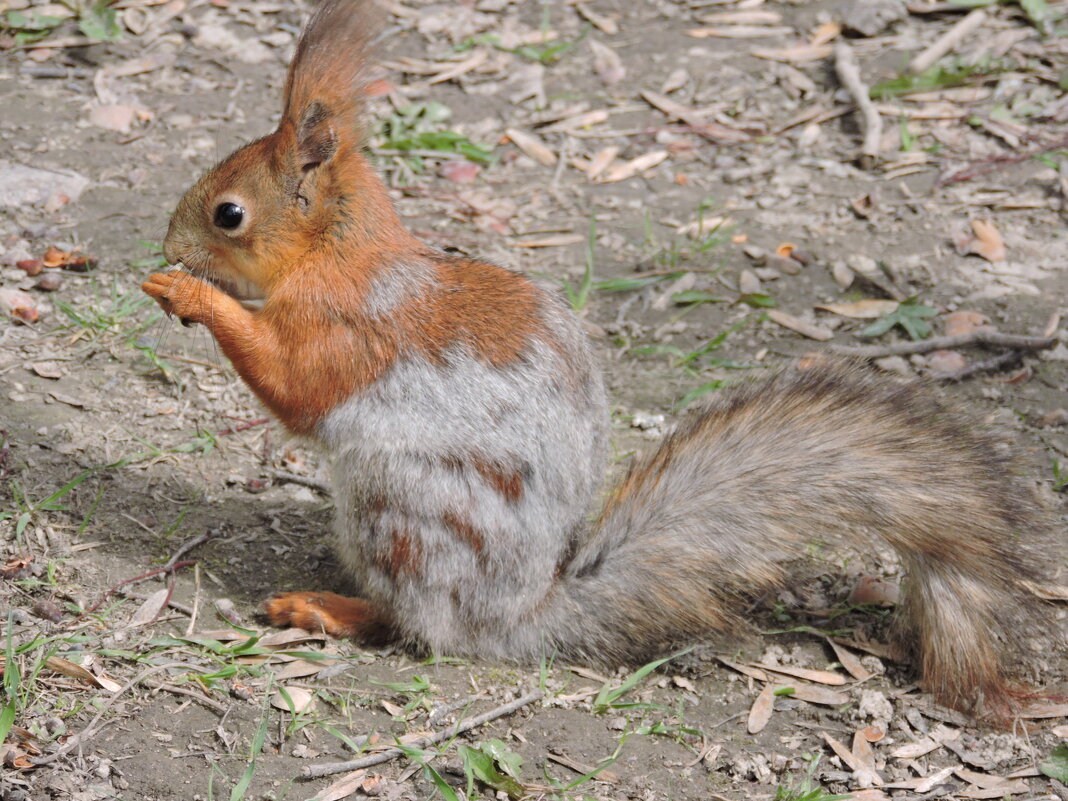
[{"xmin": 142, "ymin": 271, "xmax": 214, "ymax": 325}]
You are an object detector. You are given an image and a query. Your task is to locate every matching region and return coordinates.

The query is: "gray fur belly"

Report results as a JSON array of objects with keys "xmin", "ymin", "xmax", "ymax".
[{"xmin": 318, "ymin": 341, "xmax": 606, "ymax": 657}]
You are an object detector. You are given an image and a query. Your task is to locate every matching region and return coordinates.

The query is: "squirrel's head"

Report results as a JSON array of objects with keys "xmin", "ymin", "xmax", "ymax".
[{"xmin": 162, "ymin": 0, "xmax": 383, "ymax": 301}]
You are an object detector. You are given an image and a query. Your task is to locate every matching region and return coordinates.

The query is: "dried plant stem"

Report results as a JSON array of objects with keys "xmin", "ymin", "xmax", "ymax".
[
  {"xmin": 302, "ymin": 690, "xmax": 544, "ymax": 779},
  {"xmin": 834, "ymin": 42, "xmax": 882, "ymax": 167},
  {"xmin": 909, "ymin": 8, "xmax": 987, "ymax": 73},
  {"xmin": 829, "ymin": 331, "xmax": 1057, "ymax": 359}
]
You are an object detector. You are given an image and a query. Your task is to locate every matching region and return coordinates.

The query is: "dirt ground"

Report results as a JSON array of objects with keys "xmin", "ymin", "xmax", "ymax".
[{"xmin": 2, "ymin": 0, "xmax": 1068, "ymax": 799}]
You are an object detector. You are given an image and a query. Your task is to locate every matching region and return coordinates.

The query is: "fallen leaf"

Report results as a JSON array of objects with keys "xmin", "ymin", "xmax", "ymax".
[
  {"xmin": 817, "ymin": 300, "xmax": 899, "ymax": 319},
  {"xmin": 599, "ymin": 150, "xmax": 669, "ymax": 183},
  {"xmin": 305, "ymin": 769, "xmax": 367, "ymax": 801},
  {"xmin": 786, "ymin": 684, "xmax": 850, "ymax": 705},
  {"xmin": 766, "ymin": 309, "xmax": 833, "ymax": 341},
  {"xmin": 438, "ymin": 160, "xmax": 480, "ymax": 184},
  {"xmin": 31, "ymin": 361, "xmax": 64, "ymax": 379},
  {"xmin": 927, "ymin": 350, "xmax": 968, "ymax": 375},
  {"xmin": 271, "ymin": 686, "xmax": 316, "ymax": 713},
  {"xmin": 504, "ymin": 127, "xmax": 556, "ymax": 166},
  {"xmin": 943, "ymin": 310, "xmax": 991, "ymax": 336},
  {"xmin": 747, "ymin": 682, "xmax": 775, "ymax": 733},
  {"xmin": 849, "ymin": 576, "xmax": 901, "ymax": 606},
  {"xmin": 823, "ymin": 732, "xmax": 882, "ymax": 786},
  {"xmin": 128, "ymin": 588, "xmax": 169, "ymax": 627},
  {"xmin": 966, "ymin": 220, "xmax": 1006, "ymax": 262},
  {"xmin": 827, "ymin": 639, "xmax": 873, "ymax": 681},
  {"xmin": 0, "ymin": 288, "xmax": 39, "ymax": 323},
  {"xmin": 751, "ymin": 44, "xmax": 833, "ymax": 63},
  {"xmin": 88, "ymin": 103, "xmax": 138, "ymax": 133},
  {"xmin": 509, "ymin": 233, "xmax": 584, "ymax": 248},
  {"xmin": 890, "ymin": 737, "xmax": 941, "ymax": 760},
  {"xmin": 752, "ymin": 663, "xmax": 846, "ymax": 686},
  {"xmin": 687, "ymin": 25, "xmax": 794, "ymax": 38},
  {"xmin": 589, "ymin": 39, "xmax": 625, "ymax": 85},
  {"xmin": 16, "ymin": 259, "xmax": 43, "ymax": 276},
  {"xmin": 585, "ymin": 146, "xmax": 619, "ymax": 180}
]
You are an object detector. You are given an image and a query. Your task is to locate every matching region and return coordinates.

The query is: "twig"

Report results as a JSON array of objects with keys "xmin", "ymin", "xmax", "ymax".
[
  {"xmin": 165, "ymin": 529, "xmax": 218, "ymax": 570},
  {"xmin": 77, "ymin": 560, "xmax": 195, "ymax": 620},
  {"xmin": 909, "ymin": 9, "xmax": 987, "ymax": 73},
  {"xmin": 932, "ymin": 350, "xmax": 1023, "ymax": 382},
  {"xmin": 938, "ymin": 133, "xmax": 1068, "ymax": 186},
  {"xmin": 216, "ymin": 417, "xmax": 270, "ymax": 436},
  {"xmin": 142, "ymin": 677, "xmax": 229, "ymax": 714},
  {"xmin": 302, "ymin": 690, "xmax": 544, "ymax": 779},
  {"xmin": 272, "ymin": 471, "xmax": 331, "ymax": 495},
  {"xmin": 829, "ymin": 331, "xmax": 1057, "ymax": 359},
  {"xmin": 185, "ymin": 563, "xmax": 201, "ymax": 636},
  {"xmin": 834, "ymin": 42, "xmax": 882, "ymax": 167},
  {"xmin": 30, "ymin": 663, "xmax": 176, "ymax": 766}
]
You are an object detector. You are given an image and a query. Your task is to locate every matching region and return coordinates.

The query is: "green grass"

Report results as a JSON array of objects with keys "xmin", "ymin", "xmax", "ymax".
[{"xmin": 377, "ymin": 101, "xmax": 495, "ymax": 171}]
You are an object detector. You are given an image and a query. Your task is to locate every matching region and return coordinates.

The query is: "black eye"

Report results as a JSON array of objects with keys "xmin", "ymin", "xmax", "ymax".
[{"xmin": 213, "ymin": 202, "xmax": 245, "ymax": 230}]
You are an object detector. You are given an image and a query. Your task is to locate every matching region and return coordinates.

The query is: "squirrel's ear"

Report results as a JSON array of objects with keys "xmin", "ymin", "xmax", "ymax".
[
  {"xmin": 297, "ymin": 101, "xmax": 338, "ymax": 171},
  {"xmin": 281, "ymin": 0, "xmax": 380, "ymax": 150}
]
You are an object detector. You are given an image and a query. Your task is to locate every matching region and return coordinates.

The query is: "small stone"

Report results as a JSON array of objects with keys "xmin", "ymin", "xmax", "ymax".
[
  {"xmin": 839, "ymin": 0, "xmax": 906, "ymax": 37},
  {"xmin": 873, "ymin": 356, "xmax": 910, "ymax": 376}
]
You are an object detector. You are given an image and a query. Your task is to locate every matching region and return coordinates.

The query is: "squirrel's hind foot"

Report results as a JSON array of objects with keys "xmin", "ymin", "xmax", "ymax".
[{"xmin": 264, "ymin": 591, "xmax": 393, "ymax": 643}]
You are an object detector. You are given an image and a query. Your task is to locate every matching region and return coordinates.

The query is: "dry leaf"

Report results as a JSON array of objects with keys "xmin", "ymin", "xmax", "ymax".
[
  {"xmin": 504, "ymin": 128, "xmax": 556, "ymax": 166},
  {"xmin": 31, "ymin": 361, "xmax": 65, "ymax": 379},
  {"xmin": 258, "ymin": 628, "xmax": 327, "ymax": 647},
  {"xmin": 599, "ymin": 150, "xmax": 669, "ymax": 183},
  {"xmin": 305, "ymin": 768, "xmax": 367, "ymax": 801},
  {"xmin": 271, "ymin": 686, "xmax": 316, "ymax": 713},
  {"xmin": 751, "ymin": 44, "xmax": 833, "ymax": 63},
  {"xmin": 927, "ymin": 350, "xmax": 968, "ymax": 375},
  {"xmin": 786, "ymin": 684, "xmax": 850, "ymax": 706},
  {"xmin": 687, "ymin": 25, "xmax": 794, "ymax": 38},
  {"xmin": 810, "ymin": 21, "xmax": 842, "ymax": 46},
  {"xmin": 509, "ymin": 233, "xmax": 584, "ymax": 248},
  {"xmin": 380, "ymin": 699, "xmax": 405, "ymax": 717},
  {"xmin": 816, "ymin": 300, "xmax": 898, "ymax": 319},
  {"xmin": 718, "ymin": 658, "xmax": 771, "ymax": 681},
  {"xmin": 885, "ymin": 765, "xmax": 956, "ymax": 792},
  {"xmin": 128, "ymin": 588, "xmax": 169, "ymax": 627},
  {"xmin": 967, "ymin": 220, "xmax": 1006, "ymax": 262},
  {"xmin": 0, "ymin": 288, "xmax": 39, "ymax": 324},
  {"xmin": 585, "ymin": 146, "xmax": 620, "ymax": 180},
  {"xmin": 698, "ymin": 10, "xmax": 783, "ymax": 25},
  {"xmin": 438, "ymin": 161, "xmax": 480, "ymax": 184},
  {"xmin": 826, "ymin": 639, "xmax": 873, "ymax": 681},
  {"xmin": 747, "ymin": 682, "xmax": 776, "ymax": 733},
  {"xmin": 943, "ymin": 310, "xmax": 991, "ymax": 337},
  {"xmin": 273, "ymin": 659, "xmax": 329, "ymax": 680},
  {"xmin": 589, "ymin": 39, "xmax": 625, "ymax": 85},
  {"xmin": 752, "ymin": 663, "xmax": 846, "ymax": 686},
  {"xmin": 88, "ymin": 103, "xmax": 138, "ymax": 133},
  {"xmin": 766, "ymin": 310, "xmax": 833, "ymax": 341},
  {"xmin": 849, "ymin": 576, "xmax": 901, "ymax": 606},
  {"xmin": 575, "ymin": 3, "xmax": 618, "ymax": 35},
  {"xmin": 823, "ymin": 732, "xmax": 882, "ymax": 786},
  {"xmin": 890, "ymin": 737, "xmax": 940, "ymax": 760},
  {"xmin": 1018, "ymin": 703, "xmax": 1068, "ymax": 719}
]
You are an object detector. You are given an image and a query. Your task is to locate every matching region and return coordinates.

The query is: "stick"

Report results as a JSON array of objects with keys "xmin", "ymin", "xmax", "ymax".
[
  {"xmin": 302, "ymin": 690, "xmax": 544, "ymax": 779},
  {"xmin": 834, "ymin": 42, "xmax": 882, "ymax": 167},
  {"xmin": 828, "ymin": 331, "xmax": 1057, "ymax": 359},
  {"xmin": 143, "ymin": 678, "xmax": 229, "ymax": 715},
  {"xmin": 909, "ymin": 9, "xmax": 987, "ymax": 73},
  {"xmin": 272, "ymin": 471, "xmax": 331, "ymax": 495},
  {"xmin": 30, "ymin": 663, "xmax": 175, "ymax": 766},
  {"xmin": 77, "ymin": 560, "xmax": 195, "ymax": 619}
]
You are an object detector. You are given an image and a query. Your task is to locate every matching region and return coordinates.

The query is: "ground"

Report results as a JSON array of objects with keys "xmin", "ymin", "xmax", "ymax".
[{"xmin": 1, "ymin": 0, "xmax": 1068, "ymax": 799}]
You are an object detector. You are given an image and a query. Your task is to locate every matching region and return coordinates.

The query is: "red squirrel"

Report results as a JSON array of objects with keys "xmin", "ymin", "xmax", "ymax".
[{"xmin": 143, "ymin": 0, "xmax": 1055, "ymax": 720}]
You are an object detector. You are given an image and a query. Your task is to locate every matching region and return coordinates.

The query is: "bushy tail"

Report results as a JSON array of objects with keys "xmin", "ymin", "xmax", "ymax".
[{"xmin": 550, "ymin": 361, "xmax": 1054, "ymax": 718}]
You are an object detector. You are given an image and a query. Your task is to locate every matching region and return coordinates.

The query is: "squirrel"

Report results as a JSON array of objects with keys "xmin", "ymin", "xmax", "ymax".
[{"xmin": 143, "ymin": 0, "xmax": 1056, "ymax": 720}]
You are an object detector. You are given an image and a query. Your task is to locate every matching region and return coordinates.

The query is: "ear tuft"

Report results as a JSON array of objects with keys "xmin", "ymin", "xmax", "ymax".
[{"xmin": 298, "ymin": 101, "xmax": 338, "ymax": 170}]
